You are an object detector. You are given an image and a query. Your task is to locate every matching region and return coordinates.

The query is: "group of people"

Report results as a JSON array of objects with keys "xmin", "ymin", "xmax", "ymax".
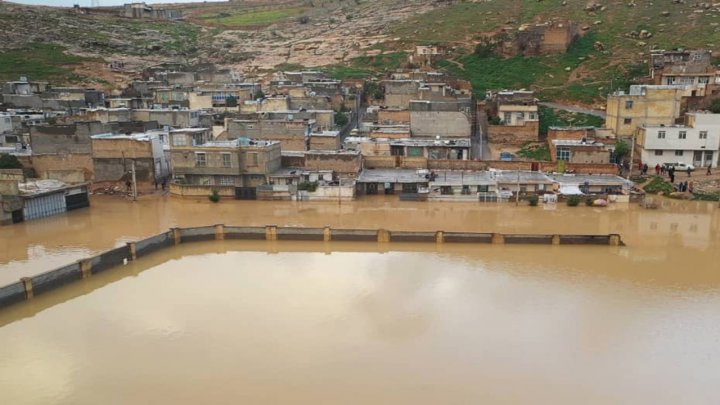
[{"xmin": 676, "ymin": 181, "xmax": 693, "ymax": 193}]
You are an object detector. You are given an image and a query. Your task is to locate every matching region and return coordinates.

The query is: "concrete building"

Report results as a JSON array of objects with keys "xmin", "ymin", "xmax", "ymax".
[
  {"xmin": 605, "ymin": 85, "xmax": 693, "ymax": 137},
  {"xmin": 29, "ymin": 121, "xmax": 111, "ymax": 181},
  {"xmin": 650, "ymin": 49, "xmax": 719, "ymax": 87},
  {"xmin": 409, "ymin": 100, "xmax": 473, "ymax": 138},
  {"xmin": 304, "ymin": 150, "xmax": 362, "ymax": 178},
  {"xmin": 170, "ymin": 137, "xmax": 281, "ymax": 197},
  {"xmin": 226, "ymin": 119, "xmax": 314, "ymax": 152},
  {"xmin": 636, "ymin": 112, "xmax": 720, "ymax": 168},
  {"xmin": 344, "ymin": 137, "xmax": 471, "ymax": 160},
  {"xmin": 91, "ymin": 132, "xmax": 169, "ymax": 192},
  {"xmin": 309, "ymin": 131, "xmax": 341, "ymax": 151},
  {"xmin": 483, "ymin": 90, "xmax": 539, "ymax": 145},
  {"xmin": 551, "ymin": 139, "xmax": 610, "ymax": 164},
  {"xmin": 122, "ymin": 3, "xmax": 183, "ymax": 20},
  {"xmin": 1, "ymin": 174, "xmax": 89, "ymax": 225}
]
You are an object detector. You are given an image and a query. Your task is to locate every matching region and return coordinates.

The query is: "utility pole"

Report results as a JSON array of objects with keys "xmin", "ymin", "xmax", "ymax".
[
  {"xmin": 516, "ymin": 164, "xmax": 520, "ymax": 206},
  {"xmin": 131, "ymin": 160, "xmax": 138, "ymax": 202}
]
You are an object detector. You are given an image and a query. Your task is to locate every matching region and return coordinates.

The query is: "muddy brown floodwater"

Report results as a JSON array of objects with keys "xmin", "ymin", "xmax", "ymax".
[{"xmin": 1, "ymin": 195, "xmax": 720, "ymax": 404}]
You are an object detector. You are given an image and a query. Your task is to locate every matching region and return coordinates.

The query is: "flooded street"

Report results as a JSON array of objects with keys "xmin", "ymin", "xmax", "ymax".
[{"xmin": 1, "ymin": 196, "xmax": 720, "ymax": 403}]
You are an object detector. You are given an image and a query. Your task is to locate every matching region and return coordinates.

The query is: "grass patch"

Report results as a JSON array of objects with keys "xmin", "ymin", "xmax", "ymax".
[
  {"xmin": 0, "ymin": 43, "xmax": 84, "ymax": 82},
  {"xmin": 322, "ymin": 52, "xmax": 407, "ymax": 80},
  {"xmin": 439, "ymin": 55, "xmax": 549, "ymax": 95},
  {"xmin": 518, "ymin": 142, "xmax": 551, "ymax": 161},
  {"xmin": 202, "ymin": 7, "xmax": 305, "ymax": 27},
  {"xmin": 539, "ymin": 106, "xmax": 604, "ymax": 137}
]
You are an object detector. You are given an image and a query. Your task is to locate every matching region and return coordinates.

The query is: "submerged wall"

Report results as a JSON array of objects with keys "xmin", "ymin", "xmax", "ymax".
[{"xmin": 0, "ymin": 225, "xmax": 624, "ymax": 309}]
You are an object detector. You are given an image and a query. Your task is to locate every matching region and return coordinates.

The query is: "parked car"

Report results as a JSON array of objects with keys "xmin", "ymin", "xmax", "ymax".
[{"xmin": 663, "ymin": 162, "xmax": 695, "ymax": 172}]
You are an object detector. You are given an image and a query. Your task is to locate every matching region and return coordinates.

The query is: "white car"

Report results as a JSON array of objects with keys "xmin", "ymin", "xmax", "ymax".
[
  {"xmin": 498, "ymin": 190, "xmax": 513, "ymax": 199},
  {"xmin": 663, "ymin": 162, "xmax": 695, "ymax": 172}
]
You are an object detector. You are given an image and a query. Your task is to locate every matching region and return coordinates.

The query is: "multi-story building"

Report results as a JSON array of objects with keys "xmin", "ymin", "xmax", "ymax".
[
  {"xmin": 636, "ymin": 112, "xmax": 720, "ymax": 168},
  {"xmin": 170, "ymin": 136, "xmax": 281, "ymax": 189},
  {"xmin": 605, "ymin": 85, "xmax": 693, "ymax": 137},
  {"xmin": 483, "ymin": 90, "xmax": 539, "ymax": 145},
  {"xmin": 91, "ymin": 132, "xmax": 170, "ymax": 192},
  {"xmin": 226, "ymin": 119, "xmax": 314, "ymax": 152}
]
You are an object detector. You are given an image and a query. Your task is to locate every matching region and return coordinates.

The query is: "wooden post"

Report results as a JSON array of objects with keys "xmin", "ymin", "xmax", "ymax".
[
  {"xmin": 79, "ymin": 258, "xmax": 93, "ymax": 278},
  {"xmin": 552, "ymin": 235, "xmax": 561, "ymax": 245},
  {"xmin": 20, "ymin": 277, "xmax": 33, "ymax": 299},
  {"xmin": 215, "ymin": 224, "xmax": 225, "ymax": 240},
  {"xmin": 323, "ymin": 226, "xmax": 332, "ymax": 242},
  {"xmin": 491, "ymin": 233, "xmax": 505, "ymax": 244},
  {"xmin": 127, "ymin": 242, "xmax": 137, "ymax": 260},
  {"xmin": 265, "ymin": 225, "xmax": 278, "ymax": 241},
  {"xmin": 436, "ymin": 231, "xmax": 445, "ymax": 243},
  {"xmin": 377, "ymin": 229, "xmax": 391, "ymax": 243}
]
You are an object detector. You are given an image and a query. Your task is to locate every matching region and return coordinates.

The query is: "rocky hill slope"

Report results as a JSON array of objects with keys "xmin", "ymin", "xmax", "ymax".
[{"xmin": 1, "ymin": 0, "xmax": 719, "ymax": 103}]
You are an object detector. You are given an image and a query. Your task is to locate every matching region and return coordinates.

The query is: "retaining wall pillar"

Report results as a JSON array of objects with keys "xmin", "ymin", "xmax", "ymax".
[
  {"xmin": 609, "ymin": 234, "xmax": 621, "ymax": 246},
  {"xmin": 491, "ymin": 233, "xmax": 505, "ymax": 244},
  {"xmin": 552, "ymin": 235, "xmax": 561, "ymax": 245},
  {"xmin": 215, "ymin": 224, "xmax": 225, "ymax": 240},
  {"xmin": 323, "ymin": 226, "xmax": 332, "ymax": 242},
  {"xmin": 436, "ymin": 231, "xmax": 444, "ymax": 243},
  {"xmin": 172, "ymin": 227, "xmax": 182, "ymax": 245},
  {"xmin": 127, "ymin": 242, "xmax": 137, "ymax": 260},
  {"xmin": 80, "ymin": 259, "xmax": 92, "ymax": 278},
  {"xmin": 266, "ymin": 225, "xmax": 278, "ymax": 241},
  {"xmin": 377, "ymin": 229, "xmax": 391, "ymax": 243},
  {"xmin": 20, "ymin": 277, "xmax": 33, "ymax": 299}
]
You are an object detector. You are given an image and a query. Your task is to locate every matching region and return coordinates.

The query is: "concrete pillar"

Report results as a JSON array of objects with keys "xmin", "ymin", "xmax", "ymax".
[
  {"xmin": 552, "ymin": 235, "xmax": 561, "ymax": 245},
  {"xmin": 172, "ymin": 227, "xmax": 182, "ymax": 245},
  {"xmin": 377, "ymin": 229, "xmax": 391, "ymax": 243},
  {"xmin": 323, "ymin": 226, "xmax": 332, "ymax": 242},
  {"xmin": 266, "ymin": 225, "xmax": 278, "ymax": 241},
  {"xmin": 609, "ymin": 234, "xmax": 622, "ymax": 246},
  {"xmin": 215, "ymin": 224, "xmax": 225, "ymax": 240},
  {"xmin": 491, "ymin": 233, "xmax": 505, "ymax": 244},
  {"xmin": 436, "ymin": 231, "xmax": 444, "ymax": 243},
  {"xmin": 20, "ymin": 277, "xmax": 33, "ymax": 299},
  {"xmin": 79, "ymin": 258, "xmax": 92, "ymax": 278},
  {"xmin": 127, "ymin": 242, "xmax": 137, "ymax": 260}
]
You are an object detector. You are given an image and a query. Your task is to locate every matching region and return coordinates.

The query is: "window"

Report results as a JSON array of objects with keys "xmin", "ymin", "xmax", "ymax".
[
  {"xmin": 219, "ymin": 176, "xmax": 234, "ymax": 186},
  {"xmin": 654, "ymin": 150, "xmax": 663, "ymax": 156},
  {"xmin": 699, "ymin": 131, "xmax": 708, "ymax": 139},
  {"xmin": 699, "ymin": 76, "xmax": 710, "ymax": 84},
  {"xmin": 221, "ymin": 153, "xmax": 231, "ymax": 168},
  {"xmin": 557, "ymin": 147, "xmax": 571, "ymax": 161},
  {"xmin": 666, "ymin": 76, "xmax": 676, "ymax": 85},
  {"xmin": 675, "ymin": 150, "xmax": 684, "ymax": 156},
  {"xmin": 624, "ymin": 118, "xmax": 632, "ymax": 125},
  {"xmin": 247, "ymin": 152, "xmax": 258, "ymax": 167},
  {"xmin": 172, "ymin": 134, "xmax": 187, "ymax": 146},
  {"xmin": 658, "ymin": 131, "xmax": 666, "ymax": 139},
  {"xmin": 517, "ymin": 112, "xmax": 525, "ymax": 119},
  {"xmin": 477, "ymin": 185, "xmax": 489, "ymax": 193},
  {"xmin": 195, "ymin": 152, "xmax": 206, "ymax": 167},
  {"xmin": 503, "ymin": 112, "xmax": 512, "ymax": 123},
  {"xmin": 625, "ymin": 100, "xmax": 634, "ymax": 109},
  {"xmin": 679, "ymin": 131, "xmax": 687, "ymax": 139}
]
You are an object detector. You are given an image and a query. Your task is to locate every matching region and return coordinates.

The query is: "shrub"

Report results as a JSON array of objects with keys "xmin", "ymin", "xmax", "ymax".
[
  {"xmin": 298, "ymin": 15, "xmax": 310, "ymax": 24},
  {"xmin": 585, "ymin": 197, "xmax": 594, "ymax": 206},
  {"xmin": 334, "ymin": 111, "xmax": 349, "ymax": 127},
  {"xmin": 566, "ymin": 195, "xmax": 581, "ymax": 206},
  {"xmin": 527, "ymin": 195, "xmax": 539, "ymax": 206},
  {"xmin": 208, "ymin": 189, "xmax": 221, "ymax": 203},
  {"xmin": 644, "ymin": 176, "xmax": 674, "ymax": 194},
  {"xmin": 0, "ymin": 153, "xmax": 23, "ymax": 169},
  {"xmin": 297, "ymin": 181, "xmax": 318, "ymax": 192}
]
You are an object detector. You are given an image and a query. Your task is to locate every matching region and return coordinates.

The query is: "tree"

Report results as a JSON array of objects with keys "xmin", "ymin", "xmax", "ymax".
[
  {"xmin": 710, "ymin": 98, "xmax": 720, "ymax": 113},
  {"xmin": 254, "ymin": 90, "xmax": 265, "ymax": 100},
  {"xmin": 225, "ymin": 96, "xmax": 238, "ymax": 108},
  {"xmin": 0, "ymin": 154, "xmax": 22, "ymax": 169},
  {"xmin": 613, "ymin": 139, "xmax": 631, "ymax": 163},
  {"xmin": 335, "ymin": 111, "xmax": 349, "ymax": 127}
]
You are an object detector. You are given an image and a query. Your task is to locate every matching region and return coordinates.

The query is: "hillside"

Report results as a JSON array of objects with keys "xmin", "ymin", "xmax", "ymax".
[{"xmin": 1, "ymin": 0, "xmax": 720, "ymax": 103}]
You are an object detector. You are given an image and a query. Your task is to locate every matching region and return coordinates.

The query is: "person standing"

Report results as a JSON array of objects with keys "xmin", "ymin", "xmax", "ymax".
[
  {"xmin": 655, "ymin": 164, "xmax": 661, "ymax": 175},
  {"xmin": 687, "ymin": 167, "xmax": 692, "ymax": 177},
  {"xmin": 707, "ymin": 165, "xmax": 712, "ymax": 176}
]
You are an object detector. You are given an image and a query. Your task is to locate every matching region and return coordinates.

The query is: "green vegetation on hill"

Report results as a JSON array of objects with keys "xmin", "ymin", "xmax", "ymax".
[
  {"xmin": 538, "ymin": 106, "xmax": 605, "ymax": 137},
  {"xmin": 201, "ymin": 7, "xmax": 306, "ymax": 27},
  {"xmin": 323, "ymin": 52, "xmax": 408, "ymax": 80},
  {"xmin": 0, "ymin": 43, "xmax": 84, "ymax": 83}
]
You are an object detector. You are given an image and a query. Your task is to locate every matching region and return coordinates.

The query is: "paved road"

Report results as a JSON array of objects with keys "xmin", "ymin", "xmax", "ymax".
[{"xmin": 539, "ymin": 102, "xmax": 606, "ymax": 119}]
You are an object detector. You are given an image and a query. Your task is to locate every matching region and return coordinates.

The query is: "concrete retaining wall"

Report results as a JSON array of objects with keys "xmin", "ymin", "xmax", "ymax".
[{"xmin": 0, "ymin": 226, "xmax": 624, "ymax": 309}]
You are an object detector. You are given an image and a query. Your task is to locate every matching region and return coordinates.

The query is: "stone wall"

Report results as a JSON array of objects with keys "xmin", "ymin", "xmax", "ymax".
[
  {"xmin": 32, "ymin": 154, "xmax": 94, "ymax": 181},
  {"xmin": 488, "ymin": 121, "xmax": 539, "ymax": 144}
]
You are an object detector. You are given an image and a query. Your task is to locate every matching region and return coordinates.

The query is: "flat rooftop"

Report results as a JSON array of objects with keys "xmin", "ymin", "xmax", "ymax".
[{"xmin": 549, "ymin": 174, "xmax": 633, "ymax": 187}]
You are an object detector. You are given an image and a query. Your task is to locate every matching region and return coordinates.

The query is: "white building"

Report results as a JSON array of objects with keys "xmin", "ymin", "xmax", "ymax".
[{"xmin": 636, "ymin": 112, "xmax": 720, "ymax": 168}]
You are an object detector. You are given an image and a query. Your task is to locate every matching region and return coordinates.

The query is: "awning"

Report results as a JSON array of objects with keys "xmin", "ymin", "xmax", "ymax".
[{"xmin": 559, "ymin": 185, "xmax": 584, "ymax": 195}]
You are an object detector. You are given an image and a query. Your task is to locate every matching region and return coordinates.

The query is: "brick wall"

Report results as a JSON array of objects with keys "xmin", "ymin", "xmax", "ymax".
[
  {"xmin": 377, "ymin": 109, "xmax": 411, "ymax": 124},
  {"xmin": 305, "ymin": 152, "xmax": 362, "ymax": 174},
  {"xmin": 487, "ymin": 121, "xmax": 539, "ymax": 144},
  {"xmin": 32, "ymin": 154, "xmax": 94, "ymax": 181}
]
